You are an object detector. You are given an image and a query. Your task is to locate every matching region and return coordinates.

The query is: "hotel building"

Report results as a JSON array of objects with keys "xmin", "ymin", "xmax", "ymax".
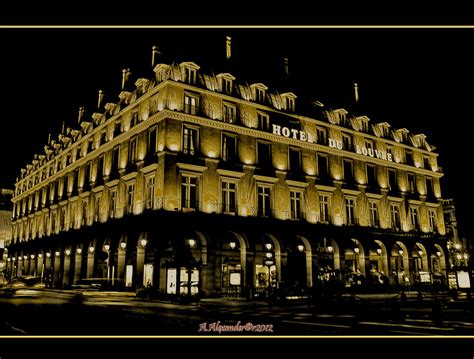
[{"xmin": 6, "ymin": 40, "xmax": 450, "ymax": 297}]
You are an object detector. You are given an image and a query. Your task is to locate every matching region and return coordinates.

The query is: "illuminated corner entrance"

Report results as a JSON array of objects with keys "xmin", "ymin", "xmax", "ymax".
[{"xmin": 166, "ymin": 267, "xmax": 199, "ymax": 295}]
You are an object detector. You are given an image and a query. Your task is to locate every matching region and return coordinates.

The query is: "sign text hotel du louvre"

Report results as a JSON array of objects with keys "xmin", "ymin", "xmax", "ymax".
[{"xmin": 271, "ymin": 124, "xmax": 393, "ymax": 162}]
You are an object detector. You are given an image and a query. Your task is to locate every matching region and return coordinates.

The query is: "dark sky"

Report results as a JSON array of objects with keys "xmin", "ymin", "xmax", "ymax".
[{"xmin": 0, "ymin": 27, "xmax": 472, "ymax": 237}]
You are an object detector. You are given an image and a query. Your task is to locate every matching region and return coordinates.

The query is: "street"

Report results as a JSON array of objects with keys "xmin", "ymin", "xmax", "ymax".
[{"xmin": 1, "ymin": 289, "xmax": 474, "ymax": 336}]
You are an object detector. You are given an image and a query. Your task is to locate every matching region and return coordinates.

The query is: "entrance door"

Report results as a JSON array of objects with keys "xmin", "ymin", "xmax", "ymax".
[
  {"xmin": 179, "ymin": 267, "xmax": 199, "ymax": 295},
  {"xmin": 143, "ymin": 264, "xmax": 153, "ymax": 287},
  {"xmin": 125, "ymin": 265, "xmax": 133, "ymax": 287},
  {"xmin": 222, "ymin": 263, "xmax": 242, "ymax": 297}
]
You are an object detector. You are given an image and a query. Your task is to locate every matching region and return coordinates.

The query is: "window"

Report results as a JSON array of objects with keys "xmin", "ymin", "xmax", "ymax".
[
  {"xmin": 388, "ymin": 169, "xmax": 397, "ymax": 192},
  {"xmin": 181, "ymin": 175, "xmax": 198, "ymax": 210},
  {"xmin": 95, "ymin": 194, "xmax": 101, "ymax": 222},
  {"xmin": 345, "ymin": 198, "xmax": 355, "ymax": 225},
  {"xmin": 361, "ymin": 119, "xmax": 369, "ymax": 132},
  {"xmin": 222, "ymin": 181, "xmax": 236, "ymax": 214},
  {"xmin": 366, "ymin": 164, "xmax": 377, "ymax": 188},
  {"xmin": 407, "ymin": 173, "xmax": 416, "ymax": 193},
  {"xmin": 183, "ymin": 126, "xmax": 199, "ymax": 155},
  {"xmin": 222, "ymin": 134, "xmax": 237, "ymax": 161},
  {"xmin": 369, "ymin": 202, "xmax": 379, "ymax": 227},
  {"xmin": 145, "ymin": 176, "xmax": 155, "ymax": 209},
  {"xmin": 131, "ymin": 112, "xmax": 139, "ymax": 127},
  {"xmin": 365, "ymin": 140, "xmax": 374, "ymax": 150},
  {"xmin": 114, "ymin": 121, "xmax": 122, "ymax": 137},
  {"xmin": 184, "ymin": 93, "xmax": 199, "ymax": 115},
  {"xmin": 99, "ymin": 131, "xmax": 107, "ymax": 146},
  {"xmin": 222, "ymin": 78, "xmax": 232, "ymax": 94},
  {"xmin": 257, "ymin": 141, "xmax": 272, "ymax": 168},
  {"xmin": 290, "ymin": 190, "xmax": 302, "ymax": 220},
  {"xmin": 410, "ymin": 207, "xmax": 419, "ymax": 230},
  {"xmin": 255, "ymin": 87, "xmax": 265, "ymax": 103},
  {"xmin": 184, "ymin": 67, "xmax": 196, "ymax": 84},
  {"xmin": 316, "ymin": 127, "xmax": 327, "ymax": 145},
  {"xmin": 84, "ymin": 161, "xmax": 91, "ymax": 188},
  {"xmin": 82, "ymin": 201, "xmax": 88, "ymax": 225},
  {"xmin": 405, "ymin": 150, "xmax": 413, "ymax": 165},
  {"xmin": 342, "ymin": 133, "xmax": 352, "ymax": 151},
  {"xmin": 426, "ymin": 177, "xmax": 434, "ymax": 198},
  {"xmin": 257, "ymin": 112, "xmax": 270, "ymax": 130},
  {"xmin": 428, "ymin": 209, "xmax": 437, "ymax": 232},
  {"xmin": 109, "ymin": 190, "xmax": 117, "ymax": 218},
  {"xmin": 257, "ymin": 185, "xmax": 272, "ymax": 217},
  {"xmin": 286, "ymin": 97, "xmax": 295, "ymax": 112},
  {"xmin": 148, "ymin": 127, "xmax": 157, "ymax": 156},
  {"xmin": 127, "ymin": 184, "xmax": 135, "ymax": 214},
  {"xmin": 319, "ymin": 195, "xmax": 330, "ymax": 223},
  {"xmin": 223, "ymin": 103, "xmax": 237, "ymax": 123},
  {"xmin": 128, "ymin": 137, "xmax": 138, "ymax": 164},
  {"xmin": 343, "ymin": 159, "xmax": 354, "ymax": 184},
  {"xmin": 289, "ymin": 147, "xmax": 302, "ymax": 173},
  {"xmin": 317, "ymin": 154, "xmax": 329, "ymax": 178},
  {"xmin": 390, "ymin": 204, "xmax": 401, "ymax": 230},
  {"xmin": 111, "ymin": 147, "xmax": 120, "ymax": 174}
]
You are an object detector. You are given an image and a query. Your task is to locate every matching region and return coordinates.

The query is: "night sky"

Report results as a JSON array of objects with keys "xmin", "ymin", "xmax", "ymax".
[{"xmin": 0, "ymin": 27, "xmax": 472, "ymax": 237}]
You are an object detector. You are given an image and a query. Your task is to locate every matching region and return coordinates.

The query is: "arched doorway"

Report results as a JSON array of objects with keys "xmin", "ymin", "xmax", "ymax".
[
  {"xmin": 220, "ymin": 231, "xmax": 247, "ymax": 298},
  {"xmin": 390, "ymin": 241, "xmax": 409, "ymax": 286},
  {"xmin": 254, "ymin": 233, "xmax": 282, "ymax": 297},
  {"xmin": 286, "ymin": 236, "xmax": 311, "ymax": 289},
  {"xmin": 367, "ymin": 240, "xmax": 389, "ymax": 288},
  {"xmin": 162, "ymin": 231, "xmax": 207, "ymax": 298}
]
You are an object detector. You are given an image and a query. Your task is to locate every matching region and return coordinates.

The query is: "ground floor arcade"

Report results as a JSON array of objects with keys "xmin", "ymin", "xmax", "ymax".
[{"xmin": 5, "ymin": 211, "xmax": 449, "ymax": 297}]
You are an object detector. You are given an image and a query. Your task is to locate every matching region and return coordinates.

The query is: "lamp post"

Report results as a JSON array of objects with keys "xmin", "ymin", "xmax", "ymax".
[
  {"xmin": 104, "ymin": 243, "xmax": 110, "ymax": 285},
  {"xmin": 186, "ymin": 238, "xmax": 196, "ymax": 297},
  {"xmin": 264, "ymin": 243, "xmax": 275, "ymax": 301}
]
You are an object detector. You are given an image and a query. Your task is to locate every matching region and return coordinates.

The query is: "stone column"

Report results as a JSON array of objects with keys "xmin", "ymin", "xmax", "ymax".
[
  {"xmin": 63, "ymin": 251, "xmax": 71, "ymax": 287},
  {"xmin": 136, "ymin": 247, "xmax": 145, "ymax": 287},
  {"xmin": 53, "ymin": 252, "xmax": 61, "ymax": 287},
  {"xmin": 74, "ymin": 250, "xmax": 82, "ymax": 284},
  {"xmin": 86, "ymin": 249, "xmax": 95, "ymax": 278},
  {"xmin": 117, "ymin": 246, "xmax": 126, "ymax": 283}
]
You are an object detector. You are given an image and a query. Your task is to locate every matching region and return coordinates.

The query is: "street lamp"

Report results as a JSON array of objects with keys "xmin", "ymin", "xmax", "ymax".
[
  {"xmin": 65, "ymin": 249, "xmax": 71, "ymax": 256},
  {"xmin": 76, "ymin": 248, "xmax": 82, "ymax": 255},
  {"xmin": 229, "ymin": 241, "xmax": 236, "ymax": 250},
  {"xmin": 120, "ymin": 241, "xmax": 127, "ymax": 250},
  {"xmin": 140, "ymin": 239, "xmax": 148, "ymax": 248},
  {"xmin": 297, "ymin": 244, "xmax": 304, "ymax": 252},
  {"xmin": 188, "ymin": 239, "xmax": 196, "ymax": 248},
  {"xmin": 88, "ymin": 246, "xmax": 95, "ymax": 254}
]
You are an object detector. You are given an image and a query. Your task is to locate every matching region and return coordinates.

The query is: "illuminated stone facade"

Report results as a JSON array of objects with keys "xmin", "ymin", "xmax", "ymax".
[{"xmin": 6, "ymin": 46, "xmax": 449, "ymax": 296}]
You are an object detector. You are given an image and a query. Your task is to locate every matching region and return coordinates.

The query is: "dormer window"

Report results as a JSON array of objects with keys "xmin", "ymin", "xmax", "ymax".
[
  {"xmin": 180, "ymin": 62, "xmax": 200, "ymax": 85},
  {"xmin": 286, "ymin": 97, "xmax": 295, "ymax": 112},
  {"xmin": 185, "ymin": 67, "xmax": 196, "ymax": 84},
  {"xmin": 361, "ymin": 119, "xmax": 369, "ymax": 132},
  {"xmin": 281, "ymin": 92, "xmax": 297, "ymax": 112},
  {"xmin": 250, "ymin": 83, "xmax": 268, "ymax": 104},
  {"xmin": 255, "ymin": 88, "xmax": 265, "ymax": 103},
  {"xmin": 223, "ymin": 78, "xmax": 232, "ymax": 94},
  {"xmin": 217, "ymin": 73, "xmax": 236, "ymax": 95}
]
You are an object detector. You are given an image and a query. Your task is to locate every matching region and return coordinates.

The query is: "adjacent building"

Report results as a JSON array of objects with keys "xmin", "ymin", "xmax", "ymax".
[
  {"xmin": 6, "ymin": 40, "xmax": 450, "ymax": 297},
  {"xmin": 0, "ymin": 189, "xmax": 13, "ymax": 273}
]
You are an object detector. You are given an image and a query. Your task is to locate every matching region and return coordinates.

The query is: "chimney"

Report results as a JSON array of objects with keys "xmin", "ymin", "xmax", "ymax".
[
  {"xmin": 354, "ymin": 82, "xmax": 359, "ymax": 103},
  {"xmin": 48, "ymin": 133, "xmax": 51, "ymax": 145},
  {"xmin": 122, "ymin": 68, "xmax": 132, "ymax": 90},
  {"xmin": 283, "ymin": 57, "xmax": 289, "ymax": 76},
  {"xmin": 77, "ymin": 106, "xmax": 85, "ymax": 124},
  {"xmin": 151, "ymin": 45, "xmax": 160, "ymax": 68},
  {"xmin": 121, "ymin": 69, "xmax": 127, "ymax": 90},
  {"xmin": 61, "ymin": 121, "xmax": 65, "ymax": 135},
  {"xmin": 226, "ymin": 36, "xmax": 232, "ymax": 60},
  {"xmin": 97, "ymin": 89, "xmax": 104, "ymax": 109}
]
